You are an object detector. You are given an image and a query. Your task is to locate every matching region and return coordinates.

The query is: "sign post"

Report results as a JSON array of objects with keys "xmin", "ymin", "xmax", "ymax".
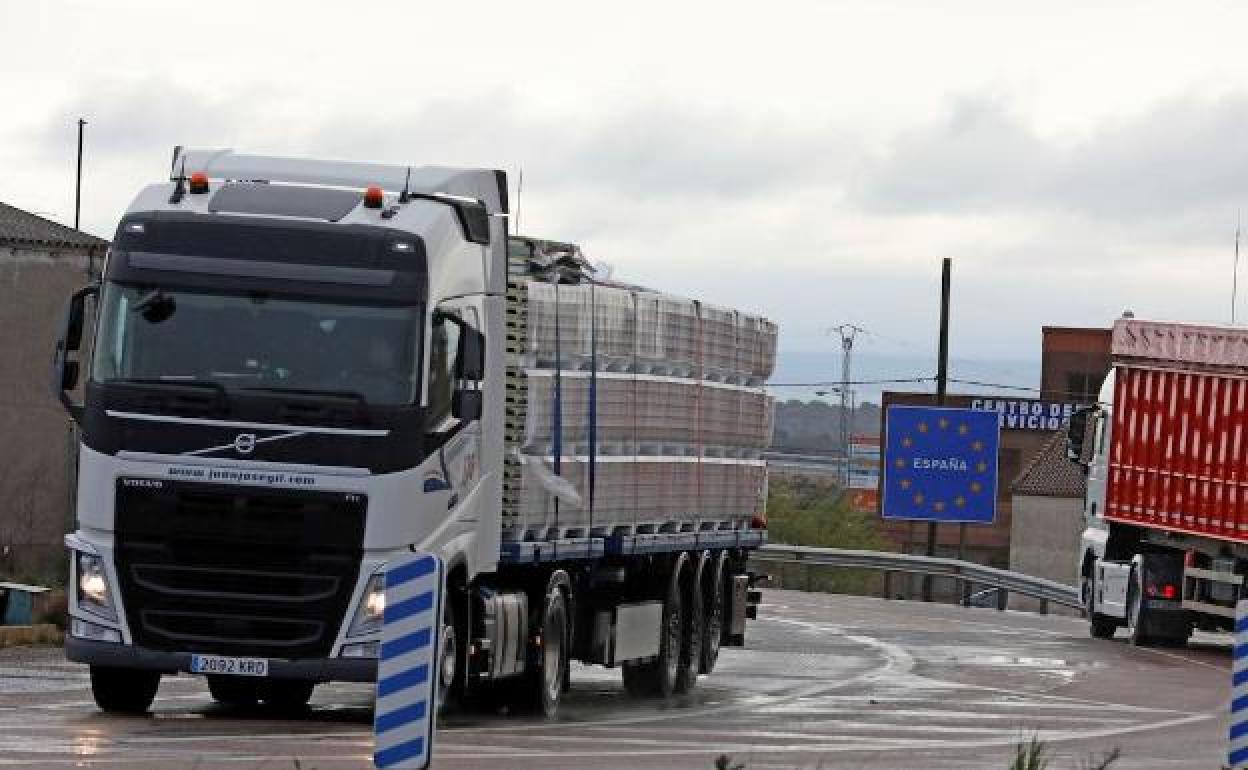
[
  {"xmin": 882, "ymin": 405, "xmax": 1000, "ymax": 525},
  {"xmin": 1231, "ymin": 598, "xmax": 1248, "ymax": 769},
  {"xmin": 374, "ymin": 552, "xmax": 443, "ymax": 770}
]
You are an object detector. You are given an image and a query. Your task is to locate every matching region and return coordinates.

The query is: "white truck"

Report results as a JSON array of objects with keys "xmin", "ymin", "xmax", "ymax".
[{"xmin": 52, "ymin": 150, "xmax": 775, "ymax": 716}]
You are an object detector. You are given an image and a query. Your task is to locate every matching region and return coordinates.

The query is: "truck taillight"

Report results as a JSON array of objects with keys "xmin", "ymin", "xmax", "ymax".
[
  {"xmin": 1147, "ymin": 582, "xmax": 1179, "ymax": 599},
  {"xmin": 189, "ymin": 172, "xmax": 210, "ymax": 194},
  {"xmin": 363, "ymin": 185, "xmax": 384, "ymax": 208}
]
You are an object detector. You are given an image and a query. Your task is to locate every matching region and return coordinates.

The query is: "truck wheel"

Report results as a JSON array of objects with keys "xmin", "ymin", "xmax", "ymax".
[
  {"xmin": 1084, "ymin": 570, "xmax": 1117, "ymax": 640},
  {"xmin": 261, "ymin": 680, "xmax": 315, "ymax": 711},
  {"xmin": 675, "ymin": 553, "xmax": 706, "ymax": 694},
  {"xmin": 207, "ymin": 675, "xmax": 260, "ymax": 707},
  {"xmin": 520, "ymin": 584, "xmax": 568, "ymax": 718},
  {"xmin": 1126, "ymin": 567, "xmax": 1151, "ymax": 646},
  {"xmin": 700, "ymin": 552, "xmax": 727, "ymax": 674},
  {"xmin": 620, "ymin": 561, "xmax": 686, "ymax": 698},
  {"xmin": 90, "ymin": 666, "xmax": 160, "ymax": 715},
  {"xmin": 437, "ymin": 588, "xmax": 464, "ymax": 714}
]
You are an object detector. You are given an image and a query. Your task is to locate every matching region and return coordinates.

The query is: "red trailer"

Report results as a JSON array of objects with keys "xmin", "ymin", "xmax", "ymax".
[{"xmin": 1069, "ymin": 318, "xmax": 1248, "ymax": 645}]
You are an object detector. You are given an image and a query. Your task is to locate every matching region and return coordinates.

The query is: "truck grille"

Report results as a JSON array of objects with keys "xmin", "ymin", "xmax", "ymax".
[{"xmin": 114, "ymin": 478, "xmax": 366, "ymax": 658}]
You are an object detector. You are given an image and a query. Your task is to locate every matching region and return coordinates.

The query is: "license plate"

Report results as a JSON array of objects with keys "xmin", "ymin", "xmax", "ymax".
[{"xmin": 190, "ymin": 654, "xmax": 269, "ymax": 677}]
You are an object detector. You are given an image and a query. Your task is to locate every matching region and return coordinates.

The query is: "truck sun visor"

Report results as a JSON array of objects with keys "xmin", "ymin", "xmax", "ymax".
[{"xmin": 208, "ymin": 182, "xmax": 364, "ymax": 222}]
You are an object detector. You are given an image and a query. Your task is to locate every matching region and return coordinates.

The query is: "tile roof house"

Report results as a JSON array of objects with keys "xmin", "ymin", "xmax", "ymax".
[
  {"xmin": 1008, "ymin": 431, "xmax": 1087, "ymax": 614},
  {"xmin": 0, "ymin": 202, "xmax": 109, "ymax": 253}
]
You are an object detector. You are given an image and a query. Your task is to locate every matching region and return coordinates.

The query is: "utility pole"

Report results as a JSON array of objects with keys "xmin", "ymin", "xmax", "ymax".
[
  {"xmin": 921, "ymin": 258, "xmax": 952, "ymax": 602},
  {"xmin": 74, "ymin": 118, "xmax": 86, "ymax": 231},
  {"xmin": 831, "ymin": 324, "xmax": 864, "ymax": 488}
]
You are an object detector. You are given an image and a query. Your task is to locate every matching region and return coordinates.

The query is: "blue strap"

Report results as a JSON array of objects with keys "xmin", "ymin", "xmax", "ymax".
[
  {"xmin": 552, "ymin": 282, "xmax": 563, "ymax": 524},
  {"xmin": 588, "ymin": 283, "xmax": 598, "ymax": 521}
]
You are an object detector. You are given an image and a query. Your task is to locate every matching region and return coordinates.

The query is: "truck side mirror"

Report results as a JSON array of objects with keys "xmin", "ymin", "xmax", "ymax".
[
  {"xmin": 52, "ymin": 285, "xmax": 97, "ymax": 422},
  {"xmin": 451, "ymin": 389, "xmax": 482, "ymax": 421},
  {"xmin": 1066, "ymin": 406, "xmax": 1093, "ymax": 466},
  {"xmin": 456, "ymin": 328, "xmax": 485, "ymax": 381}
]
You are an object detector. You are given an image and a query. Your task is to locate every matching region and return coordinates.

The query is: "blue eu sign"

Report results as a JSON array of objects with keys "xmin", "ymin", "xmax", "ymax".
[{"xmin": 882, "ymin": 406, "xmax": 1000, "ymax": 523}]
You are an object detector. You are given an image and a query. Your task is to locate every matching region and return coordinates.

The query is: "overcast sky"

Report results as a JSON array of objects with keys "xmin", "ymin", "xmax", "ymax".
[{"xmin": 4, "ymin": 1, "xmax": 1248, "ymax": 363}]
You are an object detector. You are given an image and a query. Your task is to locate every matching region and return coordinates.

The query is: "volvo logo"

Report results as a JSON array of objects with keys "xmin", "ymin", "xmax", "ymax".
[{"xmin": 233, "ymin": 433, "xmax": 257, "ymax": 455}]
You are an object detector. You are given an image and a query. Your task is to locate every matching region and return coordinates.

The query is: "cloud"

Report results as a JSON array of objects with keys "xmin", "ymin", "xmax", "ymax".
[{"xmin": 852, "ymin": 93, "xmax": 1248, "ymax": 222}]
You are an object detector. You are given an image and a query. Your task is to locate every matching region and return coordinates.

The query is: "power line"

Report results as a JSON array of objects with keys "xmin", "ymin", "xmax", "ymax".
[{"xmin": 767, "ymin": 377, "xmax": 934, "ymax": 387}]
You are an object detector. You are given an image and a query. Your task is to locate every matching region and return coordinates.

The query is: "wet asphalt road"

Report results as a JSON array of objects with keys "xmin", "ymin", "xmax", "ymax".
[{"xmin": 0, "ymin": 590, "xmax": 1232, "ymax": 769}]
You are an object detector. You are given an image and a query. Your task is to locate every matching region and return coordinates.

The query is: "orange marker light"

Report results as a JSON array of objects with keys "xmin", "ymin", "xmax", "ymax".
[
  {"xmin": 188, "ymin": 172, "xmax": 210, "ymax": 194},
  {"xmin": 363, "ymin": 185, "xmax": 384, "ymax": 209}
]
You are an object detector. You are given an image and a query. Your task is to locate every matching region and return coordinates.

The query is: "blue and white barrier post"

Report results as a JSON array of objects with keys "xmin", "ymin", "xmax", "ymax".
[
  {"xmin": 374, "ymin": 553, "xmax": 443, "ymax": 770},
  {"xmin": 1231, "ymin": 599, "xmax": 1248, "ymax": 769}
]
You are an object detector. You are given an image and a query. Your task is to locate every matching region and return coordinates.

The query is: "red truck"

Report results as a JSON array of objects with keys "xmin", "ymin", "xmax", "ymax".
[{"xmin": 1069, "ymin": 316, "xmax": 1248, "ymax": 645}]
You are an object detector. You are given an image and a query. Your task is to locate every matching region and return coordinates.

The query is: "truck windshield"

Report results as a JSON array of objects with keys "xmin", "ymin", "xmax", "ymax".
[{"xmin": 91, "ymin": 282, "xmax": 422, "ymax": 406}]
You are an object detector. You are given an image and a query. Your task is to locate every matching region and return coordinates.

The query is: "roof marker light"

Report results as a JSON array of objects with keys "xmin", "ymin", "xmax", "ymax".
[
  {"xmin": 363, "ymin": 185, "xmax": 384, "ymax": 209},
  {"xmin": 124, "ymin": 222, "xmax": 146, "ymax": 234},
  {"xmin": 392, "ymin": 241, "xmax": 414, "ymax": 253},
  {"xmin": 188, "ymin": 172, "xmax": 210, "ymax": 194}
]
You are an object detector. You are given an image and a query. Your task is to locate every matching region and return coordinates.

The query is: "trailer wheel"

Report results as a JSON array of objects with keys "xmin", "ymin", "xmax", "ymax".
[
  {"xmin": 1083, "ymin": 569, "xmax": 1116, "ymax": 640},
  {"xmin": 675, "ymin": 552, "xmax": 707, "ymax": 693},
  {"xmin": 620, "ymin": 557, "xmax": 686, "ymax": 699},
  {"xmin": 700, "ymin": 552, "xmax": 728, "ymax": 674},
  {"xmin": 90, "ymin": 666, "xmax": 160, "ymax": 715}
]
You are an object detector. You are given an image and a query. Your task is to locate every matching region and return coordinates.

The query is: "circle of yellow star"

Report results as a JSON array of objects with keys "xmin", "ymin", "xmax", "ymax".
[
  {"xmin": 954, "ymin": 496, "xmax": 966, "ymax": 508},
  {"xmin": 970, "ymin": 481, "xmax": 983, "ymax": 494},
  {"xmin": 900, "ymin": 479, "xmax": 912, "ymax": 490},
  {"xmin": 971, "ymin": 440, "xmax": 984, "ymax": 452},
  {"xmin": 894, "ymin": 458, "xmax": 906, "ymax": 469},
  {"xmin": 917, "ymin": 422, "xmax": 929, "ymax": 433},
  {"xmin": 913, "ymin": 494, "xmax": 925, "ymax": 505},
  {"xmin": 976, "ymin": 461, "xmax": 988, "ymax": 473},
  {"xmin": 938, "ymin": 418, "xmax": 949, "ymax": 430},
  {"xmin": 933, "ymin": 501, "xmax": 946, "ymax": 512},
  {"xmin": 901, "ymin": 437, "xmax": 913, "ymax": 448},
  {"xmin": 958, "ymin": 424, "xmax": 969, "ymax": 435}
]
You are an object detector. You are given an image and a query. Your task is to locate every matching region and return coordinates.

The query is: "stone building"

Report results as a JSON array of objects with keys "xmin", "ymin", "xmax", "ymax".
[
  {"xmin": 0, "ymin": 202, "xmax": 108, "ymax": 581},
  {"xmin": 1008, "ymin": 431, "xmax": 1087, "ymax": 615}
]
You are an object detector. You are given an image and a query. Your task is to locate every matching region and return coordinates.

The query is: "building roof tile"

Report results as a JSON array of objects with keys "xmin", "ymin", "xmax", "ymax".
[
  {"xmin": 1011, "ymin": 430, "xmax": 1087, "ymax": 498},
  {"xmin": 0, "ymin": 202, "xmax": 109, "ymax": 251}
]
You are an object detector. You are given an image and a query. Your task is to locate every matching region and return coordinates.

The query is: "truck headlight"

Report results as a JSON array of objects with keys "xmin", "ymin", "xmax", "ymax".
[
  {"xmin": 75, "ymin": 552, "xmax": 116, "ymax": 621},
  {"xmin": 347, "ymin": 572, "xmax": 385, "ymax": 637}
]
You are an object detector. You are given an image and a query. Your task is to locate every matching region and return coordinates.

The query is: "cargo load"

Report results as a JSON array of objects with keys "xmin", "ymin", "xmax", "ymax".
[
  {"xmin": 1105, "ymin": 318, "xmax": 1248, "ymax": 542},
  {"xmin": 503, "ymin": 237, "xmax": 777, "ymax": 541}
]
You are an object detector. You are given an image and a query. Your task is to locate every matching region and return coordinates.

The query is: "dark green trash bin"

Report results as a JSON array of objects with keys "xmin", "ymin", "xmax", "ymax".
[{"xmin": 1, "ymin": 582, "xmax": 49, "ymax": 626}]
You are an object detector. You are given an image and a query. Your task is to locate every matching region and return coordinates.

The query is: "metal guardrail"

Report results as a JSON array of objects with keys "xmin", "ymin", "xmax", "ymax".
[{"xmin": 752, "ymin": 544, "xmax": 1084, "ymax": 613}]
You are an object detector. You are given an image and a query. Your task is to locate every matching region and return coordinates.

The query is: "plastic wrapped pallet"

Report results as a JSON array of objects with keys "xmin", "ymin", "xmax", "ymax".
[{"xmin": 502, "ymin": 242, "xmax": 777, "ymax": 542}]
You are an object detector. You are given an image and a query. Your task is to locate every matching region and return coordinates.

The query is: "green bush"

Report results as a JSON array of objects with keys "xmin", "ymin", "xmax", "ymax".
[{"xmin": 764, "ymin": 477, "xmax": 886, "ymax": 595}]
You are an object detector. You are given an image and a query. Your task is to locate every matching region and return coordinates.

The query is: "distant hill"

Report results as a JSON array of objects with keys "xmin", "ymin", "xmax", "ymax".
[{"xmin": 772, "ymin": 399, "xmax": 882, "ymax": 454}]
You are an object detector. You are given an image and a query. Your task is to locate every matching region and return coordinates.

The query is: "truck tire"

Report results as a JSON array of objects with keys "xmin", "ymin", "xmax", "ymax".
[
  {"xmin": 700, "ymin": 552, "xmax": 728, "ymax": 674},
  {"xmin": 90, "ymin": 666, "xmax": 160, "ymax": 714},
  {"xmin": 519, "ymin": 582, "xmax": 568, "ymax": 718},
  {"xmin": 675, "ymin": 552, "xmax": 707, "ymax": 693},
  {"xmin": 1126, "ymin": 567, "xmax": 1151, "ymax": 646},
  {"xmin": 1084, "ymin": 570, "xmax": 1117, "ymax": 640},
  {"xmin": 437, "ymin": 585, "xmax": 465, "ymax": 714},
  {"xmin": 207, "ymin": 675, "xmax": 260, "ymax": 707},
  {"xmin": 621, "ymin": 558, "xmax": 686, "ymax": 698}
]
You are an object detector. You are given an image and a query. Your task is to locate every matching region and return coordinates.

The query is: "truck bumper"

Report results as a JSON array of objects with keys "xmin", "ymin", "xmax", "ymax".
[{"xmin": 66, "ymin": 637, "xmax": 378, "ymax": 683}]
